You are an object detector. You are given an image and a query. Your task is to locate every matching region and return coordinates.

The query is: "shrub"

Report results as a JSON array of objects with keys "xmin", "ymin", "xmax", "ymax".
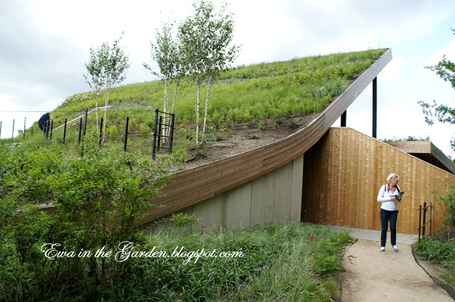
[
  {"xmin": 414, "ymin": 235, "xmax": 455, "ymax": 271},
  {"xmin": 0, "ymin": 132, "xmax": 176, "ymax": 300}
]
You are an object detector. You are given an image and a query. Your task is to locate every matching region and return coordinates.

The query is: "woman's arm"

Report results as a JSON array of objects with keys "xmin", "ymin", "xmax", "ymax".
[{"xmin": 377, "ymin": 185, "xmax": 393, "ymax": 202}]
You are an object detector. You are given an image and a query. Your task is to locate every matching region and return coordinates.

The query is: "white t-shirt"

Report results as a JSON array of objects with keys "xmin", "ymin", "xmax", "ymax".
[{"xmin": 377, "ymin": 184, "xmax": 400, "ymax": 211}]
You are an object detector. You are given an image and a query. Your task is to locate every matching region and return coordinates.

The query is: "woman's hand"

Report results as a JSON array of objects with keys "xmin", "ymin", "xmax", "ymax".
[{"xmin": 390, "ymin": 196, "xmax": 396, "ymax": 201}]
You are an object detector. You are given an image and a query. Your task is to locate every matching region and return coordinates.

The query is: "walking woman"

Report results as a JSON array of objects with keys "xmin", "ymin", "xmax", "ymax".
[{"xmin": 377, "ymin": 173, "xmax": 401, "ymax": 252}]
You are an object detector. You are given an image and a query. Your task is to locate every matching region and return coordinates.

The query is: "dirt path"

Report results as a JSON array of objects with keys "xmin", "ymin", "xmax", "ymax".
[{"xmin": 340, "ymin": 239, "xmax": 453, "ymax": 301}]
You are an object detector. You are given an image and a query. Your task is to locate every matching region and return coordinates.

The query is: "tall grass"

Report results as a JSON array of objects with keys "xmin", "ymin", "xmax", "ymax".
[
  {"xmin": 19, "ymin": 49, "xmax": 385, "ymax": 137},
  {"xmin": 94, "ymin": 222, "xmax": 352, "ymax": 301}
]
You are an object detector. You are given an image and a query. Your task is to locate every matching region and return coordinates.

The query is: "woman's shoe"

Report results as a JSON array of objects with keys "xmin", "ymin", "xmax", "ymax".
[
  {"xmin": 392, "ymin": 245, "xmax": 399, "ymax": 252},
  {"xmin": 380, "ymin": 247, "xmax": 385, "ymax": 252}
]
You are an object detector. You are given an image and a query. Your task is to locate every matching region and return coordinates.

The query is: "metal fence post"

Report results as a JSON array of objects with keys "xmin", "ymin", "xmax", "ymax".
[
  {"xmin": 45, "ymin": 120, "xmax": 50, "ymax": 139},
  {"xmin": 157, "ymin": 116, "xmax": 163, "ymax": 153},
  {"xmin": 124, "ymin": 117, "xmax": 129, "ymax": 152},
  {"xmin": 169, "ymin": 113, "xmax": 175, "ymax": 154},
  {"xmin": 152, "ymin": 109, "xmax": 159, "ymax": 160},
  {"xmin": 99, "ymin": 117, "xmax": 104, "ymax": 146},
  {"xmin": 63, "ymin": 118, "xmax": 67, "ymax": 144},
  {"xmin": 422, "ymin": 202, "xmax": 427, "ymax": 237},
  {"xmin": 418, "ymin": 205, "xmax": 422, "ymax": 243},
  {"xmin": 50, "ymin": 119, "xmax": 54, "ymax": 141},
  {"xmin": 82, "ymin": 108, "xmax": 88, "ymax": 140},
  {"xmin": 78, "ymin": 118, "xmax": 83, "ymax": 144}
]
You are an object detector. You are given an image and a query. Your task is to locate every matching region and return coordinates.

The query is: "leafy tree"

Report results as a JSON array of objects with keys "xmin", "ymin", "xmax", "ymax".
[
  {"xmin": 178, "ymin": 0, "xmax": 240, "ymax": 144},
  {"xmin": 144, "ymin": 21, "xmax": 185, "ymax": 114},
  {"xmin": 83, "ymin": 42, "xmax": 108, "ymax": 128},
  {"xmin": 102, "ymin": 33, "xmax": 131, "ymax": 142},
  {"xmin": 418, "ymin": 28, "xmax": 455, "ymax": 149}
]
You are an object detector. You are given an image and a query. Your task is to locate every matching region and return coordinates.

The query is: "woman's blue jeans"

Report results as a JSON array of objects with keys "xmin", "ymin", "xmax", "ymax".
[{"xmin": 380, "ymin": 209, "xmax": 398, "ymax": 247}]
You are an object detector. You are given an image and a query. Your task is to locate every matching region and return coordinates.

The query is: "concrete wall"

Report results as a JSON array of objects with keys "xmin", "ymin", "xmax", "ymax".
[{"xmin": 178, "ymin": 154, "xmax": 304, "ymax": 232}]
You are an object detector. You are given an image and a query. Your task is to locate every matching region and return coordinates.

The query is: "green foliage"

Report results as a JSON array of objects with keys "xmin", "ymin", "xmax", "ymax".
[
  {"xmin": 418, "ymin": 28, "xmax": 455, "ymax": 149},
  {"xmin": 84, "ymin": 43, "xmax": 107, "ymax": 93},
  {"xmin": 311, "ymin": 231, "xmax": 351, "ymax": 276},
  {"xmin": 178, "ymin": 0, "xmax": 241, "ymax": 144},
  {"xmin": 414, "ymin": 235, "xmax": 455, "ymax": 271},
  {"xmin": 414, "ymin": 185, "xmax": 455, "ymax": 288},
  {"xmin": 0, "ymin": 133, "xmax": 175, "ymax": 300},
  {"xmin": 109, "ymin": 222, "xmax": 352, "ymax": 301},
  {"xmin": 106, "ymin": 124, "xmax": 119, "ymax": 138},
  {"xmin": 144, "ymin": 19, "xmax": 185, "ymax": 114},
  {"xmin": 19, "ymin": 49, "xmax": 385, "ymax": 150},
  {"xmin": 145, "ymin": 20, "xmax": 182, "ymax": 81},
  {"xmin": 383, "ymin": 135, "xmax": 430, "ymax": 142},
  {"xmin": 0, "ymin": 153, "xmax": 352, "ymax": 302}
]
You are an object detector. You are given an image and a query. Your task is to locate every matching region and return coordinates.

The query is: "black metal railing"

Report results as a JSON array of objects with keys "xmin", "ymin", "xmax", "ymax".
[
  {"xmin": 417, "ymin": 202, "xmax": 433, "ymax": 242},
  {"xmin": 152, "ymin": 109, "xmax": 175, "ymax": 160}
]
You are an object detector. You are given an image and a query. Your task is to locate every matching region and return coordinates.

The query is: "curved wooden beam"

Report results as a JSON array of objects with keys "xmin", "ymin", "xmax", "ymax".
[{"xmin": 143, "ymin": 49, "xmax": 393, "ymax": 223}]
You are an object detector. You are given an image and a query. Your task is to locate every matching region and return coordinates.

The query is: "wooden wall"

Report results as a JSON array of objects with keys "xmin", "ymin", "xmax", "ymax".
[{"xmin": 302, "ymin": 127, "xmax": 455, "ymax": 234}]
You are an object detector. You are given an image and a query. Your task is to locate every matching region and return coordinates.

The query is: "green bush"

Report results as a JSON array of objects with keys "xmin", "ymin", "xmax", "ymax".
[
  {"xmin": 0, "ymin": 132, "xmax": 175, "ymax": 300},
  {"xmin": 0, "ymin": 150, "xmax": 352, "ymax": 302},
  {"xmin": 414, "ymin": 235, "xmax": 455, "ymax": 271}
]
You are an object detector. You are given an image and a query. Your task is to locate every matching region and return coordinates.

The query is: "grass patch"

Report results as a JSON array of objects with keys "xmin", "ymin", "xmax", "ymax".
[
  {"xmin": 0, "ymin": 221, "xmax": 352, "ymax": 301},
  {"xmin": 96, "ymin": 222, "xmax": 352, "ymax": 301},
  {"xmin": 8, "ymin": 49, "xmax": 385, "ymax": 147}
]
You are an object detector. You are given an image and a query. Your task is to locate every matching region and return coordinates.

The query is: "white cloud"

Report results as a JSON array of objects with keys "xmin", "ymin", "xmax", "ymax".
[
  {"xmin": 423, "ymin": 36, "xmax": 455, "ymax": 67},
  {"xmin": 1, "ymin": 0, "xmax": 455, "ymax": 155}
]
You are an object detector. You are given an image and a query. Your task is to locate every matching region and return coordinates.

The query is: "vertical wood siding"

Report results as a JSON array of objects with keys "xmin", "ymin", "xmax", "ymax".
[{"xmin": 302, "ymin": 128, "xmax": 455, "ymax": 234}]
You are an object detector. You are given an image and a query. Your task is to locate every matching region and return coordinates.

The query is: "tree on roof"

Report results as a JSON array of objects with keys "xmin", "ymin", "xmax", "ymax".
[
  {"xmin": 144, "ymin": 20, "xmax": 185, "ymax": 114},
  {"xmin": 178, "ymin": 0, "xmax": 240, "ymax": 144},
  {"xmin": 84, "ymin": 42, "xmax": 108, "ymax": 129}
]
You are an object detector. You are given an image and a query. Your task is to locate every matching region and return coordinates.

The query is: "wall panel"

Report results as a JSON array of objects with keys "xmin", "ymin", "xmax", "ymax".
[{"xmin": 302, "ymin": 128, "xmax": 455, "ymax": 234}]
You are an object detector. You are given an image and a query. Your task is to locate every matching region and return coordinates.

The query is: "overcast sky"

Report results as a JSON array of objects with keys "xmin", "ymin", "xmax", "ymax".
[{"xmin": 1, "ymin": 0, "xmax": 455, "ymax": 156}]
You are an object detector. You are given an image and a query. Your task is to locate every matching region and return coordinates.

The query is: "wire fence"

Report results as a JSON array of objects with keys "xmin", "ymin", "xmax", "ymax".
[{"xmin": 0, "ymin": 107, "xmax": 175, "ymax": 157}]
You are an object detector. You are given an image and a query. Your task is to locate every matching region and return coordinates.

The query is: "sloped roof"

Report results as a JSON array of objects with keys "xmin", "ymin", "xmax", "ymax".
[
  {"xmin": 142, "ymin": 48, "xmax": 393, "ymax": 223},
  {"xmin": 385, "ymin": 141, "xmax": 455, "ymax": 174}
]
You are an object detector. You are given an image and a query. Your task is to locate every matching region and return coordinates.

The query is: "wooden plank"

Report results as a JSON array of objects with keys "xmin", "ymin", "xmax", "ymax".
[{"xmin": 303, "ymin": 127, "xmax": 455, "ymax": 234}]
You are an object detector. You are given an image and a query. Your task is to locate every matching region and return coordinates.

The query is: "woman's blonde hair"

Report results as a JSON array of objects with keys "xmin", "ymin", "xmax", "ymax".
[{"xmin": 387, "ymin": 173, "xmax": 399, "ymax": 183}]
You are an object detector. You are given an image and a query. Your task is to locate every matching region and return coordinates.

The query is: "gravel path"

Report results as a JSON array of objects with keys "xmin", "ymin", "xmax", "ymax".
[{"xmin": 340, "ymin": 239, "xmax": 453, "ymax": 301}]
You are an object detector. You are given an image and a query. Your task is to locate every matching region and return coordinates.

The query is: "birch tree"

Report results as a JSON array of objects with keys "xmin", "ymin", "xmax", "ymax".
[
  {"xmin": 178, "ymin": 0, "xmax": 239, "ymax": 144},
  {"xmin": 144, "ymin": 21, "xmax": 185, "ymax": 114},
  {"xmin": 84, "ymin": 42, "xmax": 108, "ymax": 128},
  {"xmin": 102, "ymin": 33, "xmax": 131, "ymax": 142}
]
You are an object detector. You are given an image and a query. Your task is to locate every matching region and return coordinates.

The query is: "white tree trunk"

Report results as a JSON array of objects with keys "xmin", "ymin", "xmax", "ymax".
[
  {"xmin": 202, "ymin": 76, "xmax": 212, "ymax": 143},
  {"xmin": 196, "ymin": 77, "xmax": 200, "ymax": 145},
  {"xmin": 95, "ymin": 91, "xmax": 99, "ymax": 129},
  {"xmin": 164, "ymin": 78, "xmax": 168, "ymax": 114},
  {"xmin": 172, "ymin": 80, "xmax": 179, "ymax": 113},
  {"xmin": 163, "ymin": 78, "xmax": 169, "ymax": 138},
  {"xmin": 103, "ymin": 91, "xmax": 109, "ymax": 143}
]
